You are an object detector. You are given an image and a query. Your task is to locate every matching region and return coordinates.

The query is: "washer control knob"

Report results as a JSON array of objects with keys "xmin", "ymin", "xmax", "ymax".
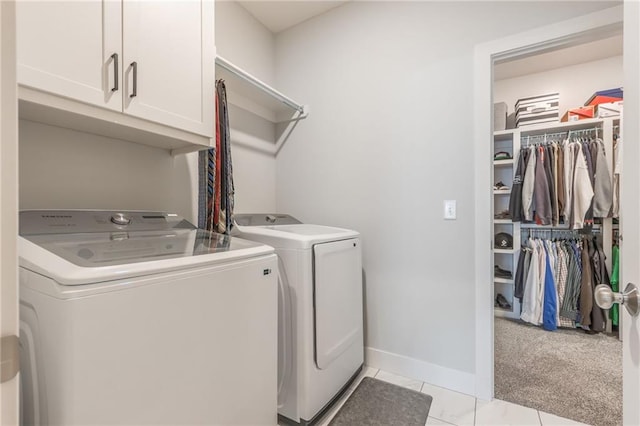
[{"xmin": 110, "ymin": 213, "xmax": 131, "ymax": 226}]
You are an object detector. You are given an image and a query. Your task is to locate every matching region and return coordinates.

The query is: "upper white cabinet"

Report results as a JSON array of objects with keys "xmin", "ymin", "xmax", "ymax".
[
  {"xmin": 16, "ymin": 0, "xmax": 214, "ymax": 148},
  {"xmin": 16, "ymin": 1, "xmax": 122, "ymax": 112},
  {"xmin": 123, "ymin": 1, "xmax": 214, "ymax": 137}
]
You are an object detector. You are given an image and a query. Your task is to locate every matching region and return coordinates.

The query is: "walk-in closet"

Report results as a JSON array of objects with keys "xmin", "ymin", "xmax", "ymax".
[{"xmin": 492, "ymin": 33, "xmax": 623, "ymax": 426}]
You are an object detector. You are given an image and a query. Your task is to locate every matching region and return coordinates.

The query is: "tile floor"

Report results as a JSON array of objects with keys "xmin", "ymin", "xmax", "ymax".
[{"xmin": 310, "ymin": 367, "xmax": 590, "ymax": 426}]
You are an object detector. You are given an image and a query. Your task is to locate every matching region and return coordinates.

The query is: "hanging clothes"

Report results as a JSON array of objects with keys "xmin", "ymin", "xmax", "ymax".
[
  {"xmin": 563, "ymin": 139, "xmax": 575, "ymax": 223},
  {"xmin": 198, "ymin": 80, "xmax": 235, "ymax": 235},
  {"xmin": 534, "ymin": 146, "xmax": 553, "ymax": 225},
  {"xmin": 521, "ymin": 238, "xmax": 543, "ymax": 325},
  {"xmin": 514, "ymin": 134, "xmax": 612, "ymax": 229},
  {"xmin": 556, "ymin": 143, "xmax": 565, "ymax": 223},
  {"xmin": 509, "ymin": 149, "xmax": 528, "ymax": 222},
  {"xmin": 611, "ymin": 245, "xmax": 620, "ymax": 326},
  {"xmin": 542, "ymin": 241, "xmax": 558, "ymax": 331},
  {"xmin": 517, "ymin": 234, "xmax": 610, "ymax": 332},
  {"xmin": 592, "ymin": 139, "xmax": 613, "ymax": 218},
  {"xmin": 586, "ymin": 237, "xmax": 607, "ymax": 332},
  {"xmin": 612, "ymin": 136, "xmax": 622, "ymax": 218},
  {"xmin": 572, "ymin": 143, "xmax": 594, "ymax": 230},
  {"xmin": 522, "ymin": 146, "xmax": 537, "ymax": 222},
  {"xmin": 514, "ymin": 246, "xmax": 528, "ymax": 301}
]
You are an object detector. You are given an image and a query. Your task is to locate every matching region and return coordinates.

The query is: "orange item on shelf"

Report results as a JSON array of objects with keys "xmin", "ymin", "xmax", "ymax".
[
  {"xmin": 586, "ymin": 95, "xmax": 623, "ymax": 107},
  {"xmin": 560, "ymin": 105, "xmax": 595, "ymax": 122}
]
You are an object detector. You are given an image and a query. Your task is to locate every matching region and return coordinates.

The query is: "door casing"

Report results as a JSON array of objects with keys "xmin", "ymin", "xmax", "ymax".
[{"xmin": 472, "ymin": 3, "xmax": 634, "ymax": 421}]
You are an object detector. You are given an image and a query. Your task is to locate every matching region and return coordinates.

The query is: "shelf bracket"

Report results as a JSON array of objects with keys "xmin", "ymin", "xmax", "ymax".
[{"xmin": 275, "ymin": 107, "xmax": 308, "ymax": 155}]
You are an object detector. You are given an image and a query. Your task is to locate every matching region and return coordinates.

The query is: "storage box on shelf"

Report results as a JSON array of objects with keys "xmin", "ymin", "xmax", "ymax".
[{"xmin": 515, "ymin": 92, "xmax": 559, "ymax": 128}]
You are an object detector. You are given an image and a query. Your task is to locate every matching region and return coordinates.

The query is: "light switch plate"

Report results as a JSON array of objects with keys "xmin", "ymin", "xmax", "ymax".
[{"xmin": 444, "ymin": 200, "xmax": 457, "ymax": 220}]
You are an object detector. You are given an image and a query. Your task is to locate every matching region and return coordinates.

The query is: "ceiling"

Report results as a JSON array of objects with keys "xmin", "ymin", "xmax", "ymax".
[
  {"xmin": 238, "ymin": 0, "xmax": 349, "ymax": 33},
  {"xmin": 494, "ymin": 34, "xmax": 623, "ymax": 80}
]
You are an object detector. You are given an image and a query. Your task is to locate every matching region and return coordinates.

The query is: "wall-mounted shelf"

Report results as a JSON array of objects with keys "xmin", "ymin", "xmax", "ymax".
[
  {"xmin": 494, "ymin": 219, "xmax": 513, "ymax": 224},
  {"xmin": 494, "ymin": 248, "xmax": 517, "ymax": 254},
  {"xmin": 215, "ymin": 56, "xmax": 308, "ymax": 156},
  {"xmin": 215, "ymin": 56, "xmax": 307, "ymax": 124}
]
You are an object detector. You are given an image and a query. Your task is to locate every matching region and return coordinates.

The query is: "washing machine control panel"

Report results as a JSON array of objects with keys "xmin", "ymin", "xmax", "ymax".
[{"xmin": 19, "ymin": 210, "xmax": 195, "ymax": 235}]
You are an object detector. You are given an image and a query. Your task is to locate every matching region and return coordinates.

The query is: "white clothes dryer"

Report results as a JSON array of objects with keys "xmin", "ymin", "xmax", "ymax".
[
  {"xmin": 234, "ymin": 214, "xmax": 364, "ymax": 425},
  {"xmin": 19, "ymin": 210, "xmax": 278, "ymax": 426}
]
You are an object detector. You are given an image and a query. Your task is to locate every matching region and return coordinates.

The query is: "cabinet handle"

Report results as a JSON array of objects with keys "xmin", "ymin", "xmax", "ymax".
[
  {"xmin": 110, "ymin": 53, "xmax": 118, "ymax": 92},
  {"xmin": 130, "ymin": 61, "xmax": 137, "ymax": 98}
]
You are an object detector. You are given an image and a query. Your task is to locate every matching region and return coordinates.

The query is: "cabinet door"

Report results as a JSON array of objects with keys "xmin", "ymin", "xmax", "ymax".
[
  {"xmin": 16, "ymin": 1, "xmax": 122, "ymax": 111},
  {"xmin": 122, "ymin": 0, "xmax": 214, "ymax": 137}
]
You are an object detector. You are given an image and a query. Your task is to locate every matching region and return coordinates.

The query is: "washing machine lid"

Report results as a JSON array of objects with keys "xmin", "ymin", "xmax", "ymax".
[
  {"xmin": 19, "ymin": 210, "xmax": 273, "ymax": 285},
  {"xmin": 234, "ymin": 223, "xmax": 359, "ymax": 249}
]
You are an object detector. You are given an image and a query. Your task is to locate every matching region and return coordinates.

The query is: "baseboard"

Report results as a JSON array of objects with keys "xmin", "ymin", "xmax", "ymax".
[{"xmin": 365, "ymin": 347, "xmax": 476, "ymax": 396}]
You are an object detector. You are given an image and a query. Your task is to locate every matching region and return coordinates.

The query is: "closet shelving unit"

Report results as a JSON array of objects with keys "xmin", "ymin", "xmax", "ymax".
[
  {"xmin": 492, "ymin": 128, "xmax": 521, "ymax": 318},
  {"xmin": 492, "ymin": 116, "xmax": 618, "ymax": 320},
  {"xmin": 215, "ymin": 56, "xmax": 308, "ymax": 155}
]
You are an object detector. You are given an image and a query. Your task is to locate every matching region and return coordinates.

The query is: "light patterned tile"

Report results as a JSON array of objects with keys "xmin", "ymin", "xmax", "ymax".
[
  {"xmin": 426, "ymin": 416, "xmax": 458, "ymax": 425},
  {"xmin": 421, "ymin": 383, "xmax": 476, "ymax": 426},
  {"xmin": 348, "ymin": 366, "xmax": 379, "ymax": 391},
  {"xmin": 475, "ymin": 398, "xmax": 540, "ymax": 426},
  {"xmin": 539, "ymin": 410, "xmax": 590, "ymax": 425},
  {"xmin": 315, "ymin": 386, "xmax": 354, "ymax": 426},
  {"xmin": 374, "ymin": 370, "xmax": 423, "ymax": 391}
]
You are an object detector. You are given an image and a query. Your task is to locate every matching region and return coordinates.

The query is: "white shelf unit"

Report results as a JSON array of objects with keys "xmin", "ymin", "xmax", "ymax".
[
  {"xmin": 493, "ymin": 129, "xmax": 521, "ymax": 319},
  {"xmin": 215, "ymin": 56, "xmax": 308, "ymax": 156},
  {"xmin": 492, "ymin": 117, "xmax": 619, "ymax": 321}
]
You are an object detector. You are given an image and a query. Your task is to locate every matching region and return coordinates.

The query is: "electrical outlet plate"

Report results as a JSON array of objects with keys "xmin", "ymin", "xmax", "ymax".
[{"xmin": 444, "ymin": 200, "xmax": 457, "ymax": 220}]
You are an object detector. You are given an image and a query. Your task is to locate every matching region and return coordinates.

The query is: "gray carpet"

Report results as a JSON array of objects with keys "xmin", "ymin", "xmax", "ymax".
[
  {"xmin": 329, "ymin": 377, "xmax": 432, "ymax": 426},
  {"xmin": 495, "ymin": 317, "xmax": 622, "ymax": 426}
]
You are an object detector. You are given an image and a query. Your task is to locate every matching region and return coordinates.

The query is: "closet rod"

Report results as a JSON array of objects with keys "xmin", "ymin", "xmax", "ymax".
[
  {"xmin": 520, "ymin": 127, "xmax": 602, "ymax": 144},
  {"xmin": 215, "ymin": 56, "xmax": 305, "ymax": 114}
]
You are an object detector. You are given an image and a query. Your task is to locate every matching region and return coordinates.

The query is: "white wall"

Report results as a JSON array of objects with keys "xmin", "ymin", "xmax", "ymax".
[
  {"xmin": 274, "ymin": 1, "xmax": 619, "ymax": 390},
  {"xmin": 19, "ymin": 1, "xmax": 278, "ymax": 219},
  {"xmin": 19, "ymin": 120, "xmax": 197, "ymax": 220},
  {"xmin": 215, "ymin": 1, "xmax": 277, "ymax": 213},
  {"xmin": 495, "ymin": 55, "xmax": 623, "ymax": 119}
]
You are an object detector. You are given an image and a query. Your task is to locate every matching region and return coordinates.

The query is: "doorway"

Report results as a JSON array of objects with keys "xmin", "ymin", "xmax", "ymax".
[
  {"xmin": 490, "ymin": 34, "xmax": 623, "ymax": 425},
  {"xmin": 472, "ymin": 3, "xmax": 640, "ymax": 425}
]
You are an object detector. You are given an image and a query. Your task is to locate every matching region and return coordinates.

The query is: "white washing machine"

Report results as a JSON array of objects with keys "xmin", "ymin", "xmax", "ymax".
[
  {"xmin": 19, "ymin": 210, "xmax": 278, "ymax": 426},
  {"xmin": 234, "ymin": 214, "xmax": 364, "ymax": 425}
]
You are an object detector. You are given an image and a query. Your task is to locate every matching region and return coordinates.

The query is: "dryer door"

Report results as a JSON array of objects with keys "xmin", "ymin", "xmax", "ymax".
[{"xmin": 313, "ymin": 238, "xmax": 363, "ymax": 370}]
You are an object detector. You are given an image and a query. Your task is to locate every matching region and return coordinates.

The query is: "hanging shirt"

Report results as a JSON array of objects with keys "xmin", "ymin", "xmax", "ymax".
[
  {"xmin": 561, "ymin": 241, "xmax": 582, "ymax": 322},
  {"xmin": 514, "ymin": 246, "xmax": 528, "ymax": 301},
  {"xmin": 589, "ymin": 236, "xmax": 608, "ymax": 333},
  {"xmin": 582, "ymin": 140, "xmax": 595, "ymax": 225},
  {"xmin": 556, "ymin": 243, "xmax": 575, "ymax": 328},
  {"xmin": 542, "ymin": 243, "xmax": 558, "ymax": 331},
  {"xmin": 611, "ymin": 245, "xmax": 620, "ymax": 326},
  {"xmin": 593, "ymin": 140, "xmax": 613, "ymax": 218},
  {"xmin": 612, "ymin": 137, "xmax": 622, "ymax": 218},
  {"xmin": 534, "ymin": 147, "xmax": 552, "ymax": 225},
  {"xmin": 522, "ymin": 146, "xmax": 537, "ymax": 222},
  {"xmin": 563, "ymin": 140, "xmax": 575, "ymax": 222},
  {"xmin": 544, "ymin": 145, "xmax": 558, "ymax": 226},
  {"xmin": 572, "ymin": 143, "xmax": 594, "ymax": 229},
  {"xmin": 521, "ymin": 239, "xmax": 542, "ymax": 325},
  {"xmin": 556, "ymin": 143, "xmax": 565, "ymax": 223},
  {"xmin": 509, "ymin": 149, "xmax": 528, "ymax": 222},
  {"xmin": 579, "ymin": 238, "xmax": 594, "ymax": 327}
]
